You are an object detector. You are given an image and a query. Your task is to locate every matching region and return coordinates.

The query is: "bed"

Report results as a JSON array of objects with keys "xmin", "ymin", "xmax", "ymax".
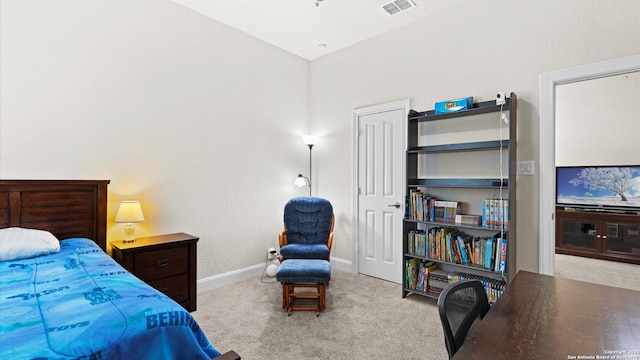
[{"xmin": 0, "ymin": 180, "xmax": 240, "ymax": 360}]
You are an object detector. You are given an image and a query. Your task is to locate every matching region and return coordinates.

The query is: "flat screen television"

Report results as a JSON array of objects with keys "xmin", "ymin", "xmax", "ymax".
[{"xmin": 556, "ymin": 165, "xmax": 640, "ymax": 211}]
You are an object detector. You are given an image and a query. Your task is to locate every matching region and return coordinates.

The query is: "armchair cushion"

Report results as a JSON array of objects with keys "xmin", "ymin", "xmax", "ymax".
[{"xmin": 283, "ymin": 197, "xmax": 333, "ymax": 246}]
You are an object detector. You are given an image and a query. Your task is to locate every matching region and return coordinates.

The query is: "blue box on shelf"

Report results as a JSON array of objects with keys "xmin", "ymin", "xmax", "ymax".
[{"xmin": 434, "ymin": 97, "xmax": 473, "ymax": 114}]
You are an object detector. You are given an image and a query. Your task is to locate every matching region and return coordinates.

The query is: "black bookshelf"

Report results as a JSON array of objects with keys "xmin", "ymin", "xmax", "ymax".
[{"xmin": 402, "ymin": 93, "xmax": 517, "ymax": 300}]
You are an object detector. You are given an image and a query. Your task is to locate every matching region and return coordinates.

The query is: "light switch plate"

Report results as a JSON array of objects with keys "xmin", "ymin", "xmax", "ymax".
[{"xmin": 517, "ymin": 160, "xmax": 535, "ymax": 175}]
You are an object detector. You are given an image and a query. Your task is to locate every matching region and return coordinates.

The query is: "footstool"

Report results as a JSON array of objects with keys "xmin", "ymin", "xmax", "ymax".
[{"xmin": 275, "ymin": 259, "xmax": 331, "ymax": 316}]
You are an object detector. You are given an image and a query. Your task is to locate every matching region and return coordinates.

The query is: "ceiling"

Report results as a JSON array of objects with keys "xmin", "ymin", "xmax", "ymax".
[{"xmin": 171, "ymin": 0, "xmax": 466, "ymax": 60}]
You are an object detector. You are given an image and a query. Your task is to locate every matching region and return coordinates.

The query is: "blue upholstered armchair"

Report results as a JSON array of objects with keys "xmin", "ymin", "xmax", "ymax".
[{"xmin": 278, "ymin": 197, "xmax": 334, "ymax": 261}]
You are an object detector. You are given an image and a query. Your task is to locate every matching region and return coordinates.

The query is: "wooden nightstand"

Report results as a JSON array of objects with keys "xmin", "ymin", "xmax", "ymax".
[{"xmin": 111, "ymin": 233, "xmax": 199, "ymax": 312}]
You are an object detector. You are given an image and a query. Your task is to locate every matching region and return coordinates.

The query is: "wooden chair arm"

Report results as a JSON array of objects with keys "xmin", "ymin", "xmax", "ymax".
[
  {"xmin": 327, "ymin": 213, "xmax": 335, "ymax": 255},
  {"xmin": 215, "ymin": 350, "xmax": 241, "ymax": 360},
  {"xmin": 278, "ymin": 229, "xmax": 287, "ymax": 248}
]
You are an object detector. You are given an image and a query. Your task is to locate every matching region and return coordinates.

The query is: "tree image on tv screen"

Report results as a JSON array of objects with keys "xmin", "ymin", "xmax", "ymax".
[{"xmin": 569, "ymin": 167, "xmax": 639, "ymax": 202}]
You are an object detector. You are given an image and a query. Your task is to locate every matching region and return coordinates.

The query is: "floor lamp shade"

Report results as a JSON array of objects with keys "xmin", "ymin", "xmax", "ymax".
[{"xmin": 294, "ymin": 174, "xmax": 309, "ymax": 187}]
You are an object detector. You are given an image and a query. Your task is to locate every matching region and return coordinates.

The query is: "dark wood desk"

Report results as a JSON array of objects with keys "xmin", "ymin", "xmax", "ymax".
[{"xmin": 452, "ymin": 270, "xmax": 640, "ymax": 359}]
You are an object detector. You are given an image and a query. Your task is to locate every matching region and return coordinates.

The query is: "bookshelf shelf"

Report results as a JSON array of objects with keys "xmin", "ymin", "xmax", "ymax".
[
  {"xmin": 404, "ymin": 252, "xmax": 509, "ymax": 275},
  {"xmin": 408, "ymin": 140, "xmax": 509, "ymax": 154},
  {"xmin": 408, "ymin": 99, "xmax": 509, "ymax": 122},
  {"xmin": 403, "ymin": 93, "xmax": 517, "ymax": 301},
  {"xmin": 404, "ymin": 218, "xmax": 509, "ymax": 232},
  {"xmin": 407, "ymin": 178, "xmax": 508, "ymax": 188}
]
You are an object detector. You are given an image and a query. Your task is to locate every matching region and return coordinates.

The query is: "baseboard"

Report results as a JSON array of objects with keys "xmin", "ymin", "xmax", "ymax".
[
  {"xmin": 197, "ymin": 257, "xmax": 353, "ymax": 293},
  {"xmin": 330, "ymin": 257, "xmax": 353, "ymax": 272}
]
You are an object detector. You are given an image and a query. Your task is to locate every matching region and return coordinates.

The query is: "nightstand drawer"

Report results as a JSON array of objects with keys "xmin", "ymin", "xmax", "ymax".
[
  {"xmin": 111, "ymin": 233, "xmax": 198, "ymax": 312},
  {"xmin": 148, "ymin": 274, "xmax": 189, "ymax": 304},
  {"xmin": 135, "ymin": 247, "xmax": 188, "ymax": 281}
]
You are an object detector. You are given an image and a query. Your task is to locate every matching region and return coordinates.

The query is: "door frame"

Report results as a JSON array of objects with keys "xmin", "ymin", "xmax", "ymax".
[
  {"xmin": 351, "ymin": 99, "xmax": 410, "ymax": 275},
  {"xmin": 539, "ymin": 55, "xmax": 640, "ymax": 275}
]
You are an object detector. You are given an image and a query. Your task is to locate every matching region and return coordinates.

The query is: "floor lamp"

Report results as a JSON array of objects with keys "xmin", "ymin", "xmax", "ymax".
[{"xmin": 295, "ymin": 135, "xmax": 318, "ymax": 196}]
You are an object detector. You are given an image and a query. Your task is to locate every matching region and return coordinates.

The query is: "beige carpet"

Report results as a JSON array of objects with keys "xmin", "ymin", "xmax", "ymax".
[
  {"xmin": 193, "ymin": 255, "xmax": 640, "ymax": 359},
  {"xmin": 192, "ymin": 269, "xmax": 448, "ymax": 360},
  {"xmin": 554, "ymin": 253, "xmax": 640, "ymax": 291}
]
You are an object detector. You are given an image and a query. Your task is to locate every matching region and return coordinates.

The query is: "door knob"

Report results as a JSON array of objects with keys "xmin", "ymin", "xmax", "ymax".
[{"xmin": 388, "ymin": 202, "xmax": 401, "ymax": 208}]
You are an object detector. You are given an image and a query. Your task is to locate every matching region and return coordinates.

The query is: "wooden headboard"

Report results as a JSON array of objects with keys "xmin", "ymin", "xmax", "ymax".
[{"xmin": 0, "ymin": 180, "xmax": 110, "ymax": 251}]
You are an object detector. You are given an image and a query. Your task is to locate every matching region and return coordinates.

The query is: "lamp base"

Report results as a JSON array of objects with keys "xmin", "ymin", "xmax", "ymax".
[{"xmin": 122, "ymin": 223, "xmax": 136, "ymax": 243}]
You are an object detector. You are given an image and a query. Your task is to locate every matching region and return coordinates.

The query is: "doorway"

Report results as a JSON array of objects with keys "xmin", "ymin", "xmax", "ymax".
[
  {"xmin": 538, "ymin": 55, "xmax": 640, "ymax": 275},
  {"xmin": 352, "ymin": 99, "xmax": 409, "ymax": 283}
]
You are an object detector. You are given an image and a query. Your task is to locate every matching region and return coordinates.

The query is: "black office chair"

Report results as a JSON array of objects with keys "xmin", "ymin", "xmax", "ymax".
[{"xmin": 437, "ymin": 280, "xmax": 490, "ymax": 358}]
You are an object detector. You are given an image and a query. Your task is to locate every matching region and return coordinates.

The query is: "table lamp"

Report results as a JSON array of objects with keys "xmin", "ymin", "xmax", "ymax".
[{"xmin": 115, "ymin": 200, "xmax": 145, "ymax": 242}]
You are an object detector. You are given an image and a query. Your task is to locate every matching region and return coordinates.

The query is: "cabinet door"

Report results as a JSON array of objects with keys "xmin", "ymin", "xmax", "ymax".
[
  {"xmin": 556, "ymin": 215, "xmax": 599, "ymax": 252},
  {"xmin": 603, "ymin": 222, "xmax": 640, "ymax": 256}
]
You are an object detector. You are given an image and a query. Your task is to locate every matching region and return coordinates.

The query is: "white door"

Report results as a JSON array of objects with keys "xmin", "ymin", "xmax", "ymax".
[{"xmin": 353, "ymin": 100, "xmax": 408, "ymax": 283}]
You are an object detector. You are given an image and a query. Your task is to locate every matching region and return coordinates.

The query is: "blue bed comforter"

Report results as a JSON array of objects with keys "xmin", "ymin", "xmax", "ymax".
[{"xmin": 0, "ymin": 238, "xmax": 221, "ymax": 359}]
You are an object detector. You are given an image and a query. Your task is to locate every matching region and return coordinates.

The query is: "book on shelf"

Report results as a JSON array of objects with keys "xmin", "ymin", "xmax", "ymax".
[
  {"xmin": 503, "ymin": 201, "xmax": 509, "ymax": 228},
  {"xmin": 406, "ymin": 190, "xmax": 434, "ymax": 222},
  {"xmin": 456, "ymin": 234, "xmax": 472, "ymax": 264},
  {"xmin": 426, "ymin": 227, "xmax": 460, "ymax": 262},
  {"xmin": 405, "ymin": 259, "xmax": 437, "ymax": 292},
  {"xmin": 406, "ymin": 258, "xmax": 418, "ymax": 290},
  {"xmin": 422, "ymin": 269, "xmax": 507, "ymax": 304},
  {"xmin": 406, "ymin": 192, "xmax": 466, "ymax": 225},
  {"xmin": 433, "ymin": 200, "xmax": 461, "ymax": 223},
  {"xmin": 455, "ymin": 214, "xmax": 482, "ymax": 226},
  {"xmin": 482, "ymin": 198, "xmax": 509, "ymax": 229},
  {"xmin": 497, "ymin": 237, "xmax": 507, "ymax": 273},
  {"xmin": 448, "ymin": 271, "xmax": 507, "ymax": 306},
  {"xmin": 416, "ymin": 263, "xmax": 426, "ymax": 292},
  {"xmin": 417, "ymin": 261, "xmax": 437, "ymax": 292},
  {"xmin": 426, "ymin": 269, "xmax": 451, "ymax": 295},
  {"xmin": 418, "ymin": 227, "xmax": 507, "ymax": 271},
  {"xmin": 407, "ymin": 229, "xmax": 428, "ymax": 257},
  {"xmin": 404, "ymin": 195, "xmax": 410, "ymax": 219},
  {"xmin": 484, "ymin": 237, "xmax": 494, "ymax": 270}
]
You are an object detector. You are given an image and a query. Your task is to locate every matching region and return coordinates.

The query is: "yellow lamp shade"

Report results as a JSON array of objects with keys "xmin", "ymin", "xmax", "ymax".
[{"xmin": 115, "ymin": 201, "xmax": 145, "ymax": 223}]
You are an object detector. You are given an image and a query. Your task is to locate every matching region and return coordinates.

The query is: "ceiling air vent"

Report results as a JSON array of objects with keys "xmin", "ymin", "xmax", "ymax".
[{"xmin": 381, "ymin": 0, "xmax": 416, "ymax": 16}]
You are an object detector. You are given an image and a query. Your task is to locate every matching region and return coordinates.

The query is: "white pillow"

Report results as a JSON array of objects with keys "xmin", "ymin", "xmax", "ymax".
[{"xmin": 0, "ymin": 227, "xmax": 60, "ymax": 261}]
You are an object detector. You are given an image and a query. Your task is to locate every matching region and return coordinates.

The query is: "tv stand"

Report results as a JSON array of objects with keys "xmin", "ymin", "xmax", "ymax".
[{"xmin": 555, "ymin": 208, "xmax": 640, "ymax": 264}]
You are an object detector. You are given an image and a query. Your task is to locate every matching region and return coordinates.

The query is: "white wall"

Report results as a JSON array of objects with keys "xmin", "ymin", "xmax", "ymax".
[
  {"xmin": 0, "ymin": 0, "xmax": 311, "ymax": 279},
  {"xmin": 556, "ymin": 72, "xmax": 640, "ymax": 166},
  {"xmin": 2, "ymin": 0, "xmax": 639, "ymax": 280},
  {"xmin": 310, "ymin": 0, "xmax": 640, "ymax": 272}
]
